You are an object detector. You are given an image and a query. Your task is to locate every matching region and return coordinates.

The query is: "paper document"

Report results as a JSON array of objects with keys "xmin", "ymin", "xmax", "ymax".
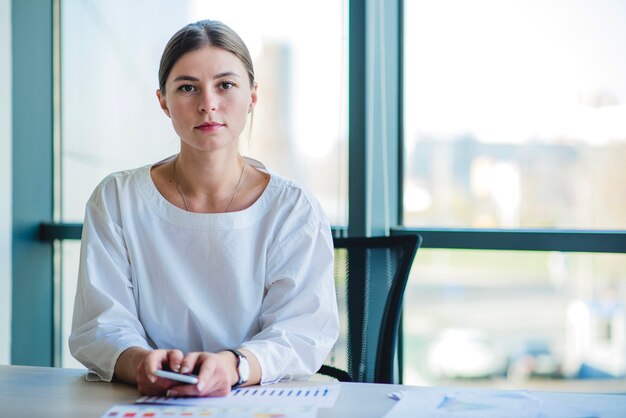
[
  {"xmin": 136, "ymin": 385, "xmax": 340, "ymax": 408},
  {"xmin": 385, "ymin": 389, "xmax": 542, "ymax": 417},
  {"xmin": 101, "ymin": 404, "xmax": 316, "ymax": 418},
  {"xmin": 384, "ymin": 388, "xmax": 603, "ymax": 418}
]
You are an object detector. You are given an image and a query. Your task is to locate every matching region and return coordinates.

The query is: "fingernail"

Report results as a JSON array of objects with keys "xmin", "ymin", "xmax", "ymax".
[
  {"xmin": 149, "ymin": 375, "xmax": 156, "ymax": 383},
  {"xmin": 180, "ymin": 366, "xmax": 189, "ymax": 374},
  {"xmin": 197, "ymin": 381, "xmax": 204, "ymax": 391},
  {"xmin": 167, "ymin": 390, "xmax": 177, "ymax": 397},
  {"xmin": 173, "ymin": 364, "xmax": 180, "ymax": 372}
]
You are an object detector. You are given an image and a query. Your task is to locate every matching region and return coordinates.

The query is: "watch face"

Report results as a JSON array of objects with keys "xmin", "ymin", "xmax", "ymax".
[{"xmin": 239, "ymin": 355, "xmax": 251, "ymax": 382}]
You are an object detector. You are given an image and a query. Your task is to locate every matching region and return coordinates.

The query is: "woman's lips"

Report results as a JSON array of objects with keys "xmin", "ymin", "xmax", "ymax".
[{"xmin": 195, "ymin": 122, "xmax": 224, "ymax": 132}]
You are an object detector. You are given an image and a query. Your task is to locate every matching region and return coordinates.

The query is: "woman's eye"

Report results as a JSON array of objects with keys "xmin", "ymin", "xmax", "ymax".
[
  {"xmin": 219, "ymin": 82, "xmax": 235, "ymax": 90},
  {"xmin": 179, "ymin": 85, "xmax": 196, "ymax": 93}
]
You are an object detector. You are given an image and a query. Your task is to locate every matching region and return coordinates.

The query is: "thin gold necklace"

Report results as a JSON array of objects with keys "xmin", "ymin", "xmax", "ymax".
[{"xmin": 173, "ymin": 156, "xmax": 248, "ymax": 213}]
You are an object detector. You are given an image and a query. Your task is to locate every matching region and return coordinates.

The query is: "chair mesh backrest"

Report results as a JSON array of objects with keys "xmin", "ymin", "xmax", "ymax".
[{"xmin": 323, "ymin": 235, "xmax": 420, "ymax": 383}]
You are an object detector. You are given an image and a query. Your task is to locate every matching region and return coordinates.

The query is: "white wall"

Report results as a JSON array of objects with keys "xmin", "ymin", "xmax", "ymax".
[{"xmin": 0, "ymin": 0, "xmax": 12, "ymax": 365}]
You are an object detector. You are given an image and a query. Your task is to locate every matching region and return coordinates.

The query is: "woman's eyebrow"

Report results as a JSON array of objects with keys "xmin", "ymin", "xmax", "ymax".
[
  {"xmin": 172, "ymin": 75, "xmax": 199, "ymax": 83},
  {"xmin": 214, "ymin": 71, "xmax": 240, "ymax": 79},
  {"xmin": 171, "ymin": 72, "xmax": 240, "ymax": 83}
]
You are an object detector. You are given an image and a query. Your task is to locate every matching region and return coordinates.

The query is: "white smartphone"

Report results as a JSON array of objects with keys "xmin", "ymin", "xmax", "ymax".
[{"xmin": 153, "ymin": 369, "xmax": 199, "ymax": 385}]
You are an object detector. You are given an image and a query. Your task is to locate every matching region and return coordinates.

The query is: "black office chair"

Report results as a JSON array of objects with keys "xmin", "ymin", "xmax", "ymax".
[{"xmin": 319, "ymin": 234, "xmax": 422, "ymax": 384}]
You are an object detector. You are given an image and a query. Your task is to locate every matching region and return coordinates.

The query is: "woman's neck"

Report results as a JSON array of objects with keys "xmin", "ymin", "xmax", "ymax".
[{"xmin": 174, "ymin": 148, "xmax": 248, "ymax": 213}]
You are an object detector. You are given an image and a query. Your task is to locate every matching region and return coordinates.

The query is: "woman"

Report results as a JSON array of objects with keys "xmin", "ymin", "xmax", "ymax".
[{"xmin": 69, "ymin": 19, "xmax": 339, "ymax": 398}]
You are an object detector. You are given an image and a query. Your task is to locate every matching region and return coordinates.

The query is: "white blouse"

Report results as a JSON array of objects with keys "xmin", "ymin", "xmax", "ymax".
[{"xmin": 69, "ymin": 157, "xmax": 339, "ymax": 384}]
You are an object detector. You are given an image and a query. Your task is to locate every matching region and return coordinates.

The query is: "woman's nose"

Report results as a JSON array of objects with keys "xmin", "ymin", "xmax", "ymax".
[{"xmin": 198, "ymin": 90, "xmax": 218, "ymax": 113}]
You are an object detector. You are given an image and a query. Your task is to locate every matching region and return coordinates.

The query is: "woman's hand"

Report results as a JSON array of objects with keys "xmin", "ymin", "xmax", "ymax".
[
  {"xmin": 136, "ymin": 348, "xmax": 186, "ymax": 396},
  {"xmin": 164, "ymin": 351, "xmax": 239, "ymax": 397},
  {"xmin": 115, "ymin": 347, "xmax": 260, "ymax": 397}
]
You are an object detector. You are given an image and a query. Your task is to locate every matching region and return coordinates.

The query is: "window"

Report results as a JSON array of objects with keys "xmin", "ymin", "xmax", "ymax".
[
  {"xmin": 404, "ymin": 249, "xmax": 626, "ymax": 384},
  {"xmin": 403, "ymin": 0, "xmax": 626, "ymax": 387},
  {"xmin": 403, "ymin": 0, "xmax": 626, "ymax": 229},
  {"xmin": 60, "ymin": 0, "xmax": 347, "ymax": 367}
]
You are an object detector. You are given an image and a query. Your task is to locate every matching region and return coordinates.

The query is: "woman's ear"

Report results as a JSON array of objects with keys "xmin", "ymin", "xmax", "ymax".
[
  {"xmin": 156, "ymin": 89, "xmax": 171, "ymax": 118},
  {"xmin": 249, "ymin": 83, "xmax": 258, "ymax": 113}
]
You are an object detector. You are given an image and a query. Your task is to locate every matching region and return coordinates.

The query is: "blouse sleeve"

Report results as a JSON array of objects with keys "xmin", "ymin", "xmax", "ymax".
[
  {"xmin": 68, "ymin": 179, "xmax": 152, "ymax": 382},
  {"xmin": 241, "ymin": 218, "xmax": 340, "ymax": 384}
]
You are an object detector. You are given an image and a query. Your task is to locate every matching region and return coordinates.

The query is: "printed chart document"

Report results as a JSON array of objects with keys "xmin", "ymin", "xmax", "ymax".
[
  {"xmin": 385, "ymin": 389, "xmax": 542, "ymax": 418},
  {"xmin": 101, "ymin": 404, "xmax": 316, "ymax": 418},
  {"xmin": 383, "ymin": 387, "xmax": 625, "ymax": 418},
  {"xmin": 136, "ymin": 385, "xmax": 340, "ymax": 408}
]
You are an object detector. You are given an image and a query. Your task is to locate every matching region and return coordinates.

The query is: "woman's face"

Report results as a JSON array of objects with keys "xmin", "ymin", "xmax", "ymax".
[{"xmin": 157, "ymin": 45, "xmax": 257, "ymax": 153}]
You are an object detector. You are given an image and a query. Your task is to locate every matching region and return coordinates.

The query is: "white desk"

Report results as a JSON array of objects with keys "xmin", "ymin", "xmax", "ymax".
[{"xmin": 1, "ymin": 365, "xmax": 625, "ymax": 417}]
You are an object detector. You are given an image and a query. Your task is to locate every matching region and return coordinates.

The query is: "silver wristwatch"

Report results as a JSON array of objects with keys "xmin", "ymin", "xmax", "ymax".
[{"xmin": 227, "ymin": 349, "xmax": 250, "ymax": 387}]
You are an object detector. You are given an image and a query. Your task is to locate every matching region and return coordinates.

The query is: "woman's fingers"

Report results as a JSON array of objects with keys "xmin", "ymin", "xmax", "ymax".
[
  {"xmin": 166, "ymin": 349, "xmax": 184, "ymax": 373},
  {"xmin": 134, "ymin": 350, "xmax": 236, "ymax": 397},
  {"xmin": 137, "ymin": 369, "xmax": 175, "ymax": 395},
  {"xmin": 178, "ymin": 351, "xmax": 201, "ymax": 375},
  {"xmin": 135, "ymin": 349, "xmax": 183, "ymax": 395},
  {"xmin": 142, "ymin": 349, "xmax": 168, "ymax": 378},
  {"xmin": 167, "ymin": 352, "xmax": 207, "ymax": 396},
  {"xmin": 166, "ymin": 352, "xmax": 232, "ymax": 397}
]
